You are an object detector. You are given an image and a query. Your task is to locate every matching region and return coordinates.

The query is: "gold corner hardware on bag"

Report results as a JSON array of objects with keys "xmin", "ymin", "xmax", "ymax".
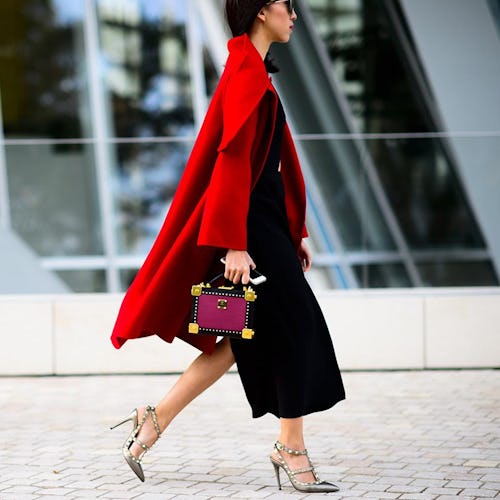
[
  {"xmin": 244, "ymin": 287, "xmax": 256, "ymax": 302},
  {"xmin": 217, "ymin": 299, "xmax": 228, "ymax": 310},
  {"xmin": 189, "ymin": 323, "xmax": 199, "ymax": 334},
  {"xmin": 242, "ymin": 328, "xmax": 254, "ymax": 340},
  {"xmin": 191, "ymin": 285, "xmax": 203, "ymax": 296}
]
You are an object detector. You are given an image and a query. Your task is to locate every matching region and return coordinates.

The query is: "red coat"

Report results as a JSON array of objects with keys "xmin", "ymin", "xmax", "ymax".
[{"xmin": 111, "ymin": 34, "xmax": 307, "ymax": 354}]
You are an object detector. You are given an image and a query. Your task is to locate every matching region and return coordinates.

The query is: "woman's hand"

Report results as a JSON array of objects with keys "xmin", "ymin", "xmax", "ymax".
[
  {"xmin": 298, "ymin": 239, "xmax": 312, "ymax": 273},
  {"xmin": 224, "ymin": 249, "xmax": 256, "ymax": 284}
]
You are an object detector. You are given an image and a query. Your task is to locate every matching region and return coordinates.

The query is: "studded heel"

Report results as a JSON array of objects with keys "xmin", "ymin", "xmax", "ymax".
[
  {"xmin": 270, "ymin": 440, "xmax": 339, "ymax": 493},
  {"xmin": 110, "ymin": 405, "xmax": 162, "ymax": 482}
]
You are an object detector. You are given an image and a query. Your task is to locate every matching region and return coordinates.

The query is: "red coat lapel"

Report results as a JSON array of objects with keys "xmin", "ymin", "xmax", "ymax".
[{"xmin": 218, "ymin": 35, "xmax": 274, "ymax": 152}]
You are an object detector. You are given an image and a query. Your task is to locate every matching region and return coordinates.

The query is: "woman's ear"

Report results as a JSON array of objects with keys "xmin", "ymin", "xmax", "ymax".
[{"xmin": 256, "ymin": 8, "xmax": 267, "ymax": 23}]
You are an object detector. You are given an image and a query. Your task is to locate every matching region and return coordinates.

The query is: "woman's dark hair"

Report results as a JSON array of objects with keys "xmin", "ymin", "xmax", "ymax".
[{"xmin": 225, "ymin": 0, "xmax": 280, "ymax": 73}]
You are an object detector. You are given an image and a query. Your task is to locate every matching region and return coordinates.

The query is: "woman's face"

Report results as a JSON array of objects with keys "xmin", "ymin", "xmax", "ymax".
[{"xmin": 263, "ymin": 1, "xmax": 298, "ymax": 43}]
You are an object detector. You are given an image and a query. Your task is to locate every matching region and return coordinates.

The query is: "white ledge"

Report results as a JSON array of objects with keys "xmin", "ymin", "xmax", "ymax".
[{"xmin": 1, "ymin": 288, "xmax": 499, "ymax": 375}]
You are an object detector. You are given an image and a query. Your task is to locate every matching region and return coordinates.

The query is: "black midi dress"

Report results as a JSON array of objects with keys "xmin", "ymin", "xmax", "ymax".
[{"xmin": 230, "ymin": 94, "xmax": 346, "ymax": 419}]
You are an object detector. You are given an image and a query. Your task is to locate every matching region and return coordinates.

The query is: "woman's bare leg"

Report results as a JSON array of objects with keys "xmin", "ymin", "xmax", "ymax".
[
  {"xmin": 130, "ymin": 337, "xmax": 234, "ymax": 457},
  {"xmin": 274, "ymin": 417, "xmax": 316, "ymax": 483}
]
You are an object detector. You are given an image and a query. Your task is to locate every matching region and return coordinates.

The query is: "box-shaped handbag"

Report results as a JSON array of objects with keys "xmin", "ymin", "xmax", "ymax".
[{"xmin": 188, "ymin": 274, "xmax": 257, "ymax": 340}]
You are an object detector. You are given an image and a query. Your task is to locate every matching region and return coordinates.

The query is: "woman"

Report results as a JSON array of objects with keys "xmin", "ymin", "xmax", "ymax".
[{"xmin": 110, "ymin": 0, "xmax": 345, "ymax": 493}]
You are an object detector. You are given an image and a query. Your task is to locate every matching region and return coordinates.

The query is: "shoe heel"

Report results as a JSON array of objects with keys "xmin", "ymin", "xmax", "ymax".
[
  {"xmin": 110, "ymin": 410, "xmax": 137, "ymax": 430},
  {"xmin": 271, "ymin": 460, "xmax": 282, "ymax": 490}
]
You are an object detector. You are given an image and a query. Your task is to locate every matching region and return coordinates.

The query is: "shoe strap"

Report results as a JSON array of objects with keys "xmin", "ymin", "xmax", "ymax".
[
  {"xmin": 132, "ymin": 436, "xmax": 150, "ymax": 451},
  {"xmin": 273, "ymin": 441, "xmax": 321, "ymax": 483},
  {"xmin": 275, "ymin": 440, "xmax": 308, "ymax": 456},
  {"xmin": 146, "ymin": 405, "xmax": 162, "ymax": 438},
  {"xmin": 290, "ymin": 466, "xmax": 315, "ymax": 476},
  {"xmin": 135, "ymin": 405, "xmax": 161, "ymax": 438}
]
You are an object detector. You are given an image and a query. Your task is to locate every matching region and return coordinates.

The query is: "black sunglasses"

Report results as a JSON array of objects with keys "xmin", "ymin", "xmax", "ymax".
[{"xmin": 266, "ymin": 0, "xmax": 295, "ymax": 15}]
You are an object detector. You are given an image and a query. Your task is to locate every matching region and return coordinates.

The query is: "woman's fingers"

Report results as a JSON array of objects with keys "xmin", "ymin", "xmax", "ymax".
[
  {"xmin": 224, "ymin": 249, "xmax": 255, "ymax": 284},
  {"xmin": 226, "ymin": 267, "xmax": 249, "ymax": 284}
]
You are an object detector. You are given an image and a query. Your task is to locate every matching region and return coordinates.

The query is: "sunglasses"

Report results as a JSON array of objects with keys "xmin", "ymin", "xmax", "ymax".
[{"xmin": 266, "ymin": 0, "xmax": 295, "ymax": 15}]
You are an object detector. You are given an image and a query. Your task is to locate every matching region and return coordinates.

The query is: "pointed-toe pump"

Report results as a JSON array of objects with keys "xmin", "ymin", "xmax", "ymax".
[
  {"xmin": 270, "ymin": 440, "xmax": 339, "ymax": 493},
  {"xmin": 110, "ymin": 405, "xmax": 162, "ymax": 482}
]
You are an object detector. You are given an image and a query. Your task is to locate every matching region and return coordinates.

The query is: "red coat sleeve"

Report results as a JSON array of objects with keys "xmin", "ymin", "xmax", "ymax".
[{"xmin": 197, "ymin": 107, "xmax": 259, "ymax": 250}]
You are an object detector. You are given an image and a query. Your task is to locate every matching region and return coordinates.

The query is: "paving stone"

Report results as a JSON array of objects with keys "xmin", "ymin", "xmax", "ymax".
[
  {"xmin": 337, "ymin": 488, "xmax": 371, "ymax": 497},
  {"xmin": 0, "ymin": 496, "xmax": 38, "ymax": 500},
  {"xmin": 374, "ymin": 476, "xmax": 413, "ymax": 486},
  {"xmin": 410, "ymin": 478, "xmax": 448, "ymax": 488},
  {"xmin": 344, "ymin": 467, "xmax": 382, "ymax": 475},
  {"xmin": 458, "ymin": 489, "xmax": 499, "ymax": 498},
  {"xmin": 482, "ymin": 481, "xmax": 500, "ymax": 490},
  {"xmin": 0, "ymin": 486, "xmax": 40, "ymax": 494},
  {"xmin": 464, "ymin": 460, "xmax": 499, "ymax": 467},
  {"xmin": 480, "ymin": 473, "xmax": 500, "ymax": 481},
  {"xmin": 470, "ymin": 467, "xmax": 500, "ymax": 476},
  {"xmin": 398, "ymin": 494, "xmax": 439, "ymax": 500},
  {"xmin": 341, "ymin": 474, "xmax": 379, "ymax": 483},
  {"xmin": 197, "ymin": 489, "xmax": 234, "ymax": 497},
  {"xmin": 62, "ymin": 491, "xmax": 101, "ymax": 498},
  {"xmin": 387, "ymin": 484, "xmax": 425, "ymax": 493},
  {"xmin": 362, "ymin": 492, "xmax": 400, "ymax": 499},
  {"xmin": 446, "ymin": 479, "xmax": 484, "ymax": 488},
  {"xmin": 411, "ymin": 471, "xmax": 449, "ymax": 480},
  {"xmin": 95, "ymin": 492, "xmax": 143, "ymax": 499},
  {"xmin": 364, "ymin": 482, "xmax": 392, "ymax": 492},
  {"xmin": 423, "ymin": 487, "xmax": 462, "ymax": 495},
  {"xmin": 33, "ymin": 488, "xmax": 78, "ymax": 496},
  {"xmin": 435, "ymin": 497, "xmax": 475, "ymax": 500}
]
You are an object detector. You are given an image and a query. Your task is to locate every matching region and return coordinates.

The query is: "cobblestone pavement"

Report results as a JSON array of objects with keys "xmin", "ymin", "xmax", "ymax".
[{"xmin": 0, "ymin": 369, "xmax": 499, "ymax": 499}]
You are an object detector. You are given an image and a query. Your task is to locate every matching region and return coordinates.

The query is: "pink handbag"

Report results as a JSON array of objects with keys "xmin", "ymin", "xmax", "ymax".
[{"xmin": 188, "ymin": 274, "xmax": 257, "ymax": 340}]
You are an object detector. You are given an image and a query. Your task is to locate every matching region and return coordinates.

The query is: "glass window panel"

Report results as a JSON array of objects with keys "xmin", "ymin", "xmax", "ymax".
[
  {"xmin": 112, "ymin": 140, "xmax": 192, "ymax": 255},
  {"xmin": 203, "ymin": 46, "xmax": 219, "ymax": 98},
  {"xmin": 298, "ymin": 139, "xmax": 396, "ymax": 252},
  {"xmin": 6, "ymin": 144, "xmax": 103, "ymax": 256},
  {"xmin": 197, "ymin": 11, "xmax": 220, "ymax": 98},
  {"xmin": 417, "ymin": 261, "xmax": 499, "ymax": 287},
  {"xmin": 490, "ymin": 0, "xmax": 500, "ymax": 35},
  {"xmin": 366, "ymin": 137, "xmax": 486, "ymax": 250},
  {"xmin": 304, "ymin": 0, "xmax": 429, "ymax": 134},
  {"xmin": 97, "ymin": 0, "xmax": 194, "ymax": 138},
  {"xmin": 0, "ymin": 0, "xmax": 91, "ymax": 139},
  {"xmin": 56, "ymin": 269, "xmax": 107, "ymax": 293},
  {"xmin": 353, "ymin": 263, "xmax": 411, "ymax": 288},
  {"xmin": 120, "ymin": 268, "xmax": 139, "ymax": 291}
]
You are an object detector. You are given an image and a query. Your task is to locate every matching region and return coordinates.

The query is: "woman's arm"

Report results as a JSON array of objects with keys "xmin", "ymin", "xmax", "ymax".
[{"xmin": 197, "ymin": 107, "xmax": 260, "ymax": 251}]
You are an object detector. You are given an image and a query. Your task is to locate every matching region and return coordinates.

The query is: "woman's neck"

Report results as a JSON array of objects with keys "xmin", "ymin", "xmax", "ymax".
[{"xmin": 249, "ymin": 32, "xmax": 272, "ymax": 61}]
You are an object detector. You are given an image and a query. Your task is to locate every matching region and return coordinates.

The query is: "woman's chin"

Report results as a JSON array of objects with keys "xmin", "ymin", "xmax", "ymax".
[{"xmin": 276, "ymin": 33, "xmax": 292, "ymax": 44}]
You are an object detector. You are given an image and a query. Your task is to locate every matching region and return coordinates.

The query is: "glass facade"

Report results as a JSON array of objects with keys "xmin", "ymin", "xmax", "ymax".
[
  {"xmin": 0, "ymin": 0, "xmax": 499, "ymax": 293},
  {"xmin": 304, "ymin": 0, "xmax": 487, "ymax": 251}
]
